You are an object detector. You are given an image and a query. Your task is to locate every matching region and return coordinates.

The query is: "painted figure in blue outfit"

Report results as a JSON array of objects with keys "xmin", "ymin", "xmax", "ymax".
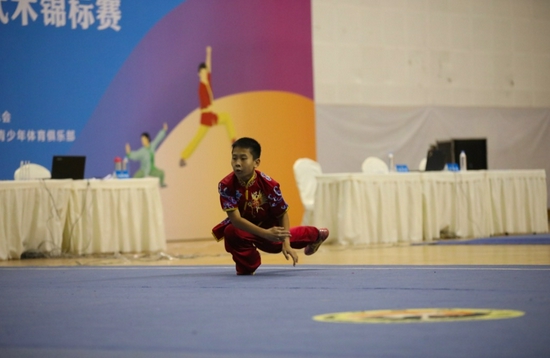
[{"xmin": 125, "ymin": 123, "xmax": 168, "ymax": 187}]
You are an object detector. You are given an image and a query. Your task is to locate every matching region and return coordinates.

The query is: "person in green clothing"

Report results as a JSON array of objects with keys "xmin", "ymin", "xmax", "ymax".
[{"xmin": 125, "ymin": 123, "xmax": 168, "ymax": 187}]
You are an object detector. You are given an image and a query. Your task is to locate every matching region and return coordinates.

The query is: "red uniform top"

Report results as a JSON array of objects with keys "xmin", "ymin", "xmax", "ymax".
[
  {"xmin": 212, "ymin": 170, "xmax": 289, "ymax": 241},
  {"xmin": 199, "ymin": 73, "xmax": 218, "ymax": 126}
]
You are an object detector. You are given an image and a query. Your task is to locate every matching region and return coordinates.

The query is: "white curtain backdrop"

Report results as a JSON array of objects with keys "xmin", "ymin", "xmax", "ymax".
[{"xmin": 316, "ymin": 105, "xmax": 550, "ymax": 207}]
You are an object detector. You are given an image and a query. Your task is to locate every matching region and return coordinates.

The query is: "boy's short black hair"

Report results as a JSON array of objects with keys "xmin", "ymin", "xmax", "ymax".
[
  {"xmin": 141, "ymin": 132, "xmax": 150, "ymax": 141},
  {"xmin": 198, "ymin": 62, "xmax": 207, "ymax": 72},
  {"xmin": 232, "ymin": 137, "xmax": 261, "ymax": 160}
]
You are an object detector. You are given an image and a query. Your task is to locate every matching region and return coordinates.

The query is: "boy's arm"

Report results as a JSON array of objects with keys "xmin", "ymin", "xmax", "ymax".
[
  {"xmin": 226, "ymin": 210, "xmax": 290, "ymax": 243},
  {"xmin": 279, "ymin": 211, "xmax": 298, "ymax": 266}
]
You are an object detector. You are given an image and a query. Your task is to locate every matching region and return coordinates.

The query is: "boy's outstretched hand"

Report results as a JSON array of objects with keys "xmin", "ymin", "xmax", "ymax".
[{"xmin": 282, "ymin": 239, "xmax": 299, "ymax": 266}]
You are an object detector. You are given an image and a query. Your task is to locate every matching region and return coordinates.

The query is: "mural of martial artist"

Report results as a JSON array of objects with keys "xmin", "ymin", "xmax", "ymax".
[
  {"xmin": 126, "ymin": 123, "xmax": 168, "ymax": 187},
  {"xmin": 179, "ymin": 46, "xmax": 237, "ymax": 167}
]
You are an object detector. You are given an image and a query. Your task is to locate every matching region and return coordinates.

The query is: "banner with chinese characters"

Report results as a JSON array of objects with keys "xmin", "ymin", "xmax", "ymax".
[
  {"xmin": 1, "ymin": 0, "xmax": 121, "ymax": 29},
  {"xmin": 1, "ymin": 0, "xmax": 183, "ymax": 174},
  {"xmin": 0, "ymin": 0, "xmax": 315, "ymax": 240}
]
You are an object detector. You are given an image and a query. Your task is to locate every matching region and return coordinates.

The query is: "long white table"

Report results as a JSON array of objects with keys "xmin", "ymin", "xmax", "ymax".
[
  {"xmin": 313, "ymin": 170, "xmax": 548, "ymax": 245},
  {"xmin": 0, "ymin": 178, "xmax": 166, "ymax": 260}
]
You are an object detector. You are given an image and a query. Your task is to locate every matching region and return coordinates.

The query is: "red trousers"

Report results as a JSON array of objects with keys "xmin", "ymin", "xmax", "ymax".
[{"xmin": 223, "ymin": 225, "xmax": 320, "ymax": 275}]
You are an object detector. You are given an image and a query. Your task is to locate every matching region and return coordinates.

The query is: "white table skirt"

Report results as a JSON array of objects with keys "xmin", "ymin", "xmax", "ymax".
[
  {"xmin": 0, "ymin": 180, "xmax": 72, "ymax": 260},
  {"xmin": 0, "ymin": 178, "xmax": 166, "ymax": 259},
  {"xmin": 313, "ymin": 170, "xmax": 548, "ymax": 244},
  {"xmin": 314, "ymin": 173, "xmax": 423, "ymax": 245},
  {"xmin": 487, "ymin": 170, "xmax": 548, "ymax": 235},
  {"xmin": 421, "ymin": 171, "xmax": 492, "ymax": 240},
  {"xmin": 65, "ymin": 178, "xmax": 167, "ymax": 255}
]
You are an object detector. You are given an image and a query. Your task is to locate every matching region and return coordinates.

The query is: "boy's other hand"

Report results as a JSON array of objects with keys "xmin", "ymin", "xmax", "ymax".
[{"xmin": 282, "ymin": 241, "xmax": 298, "ymax": 266}]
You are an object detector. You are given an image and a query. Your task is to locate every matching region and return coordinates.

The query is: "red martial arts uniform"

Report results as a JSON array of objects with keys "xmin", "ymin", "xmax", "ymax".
[{"xmin": 212, "ymin": 170, "xmax": 320, "ymax": 274}]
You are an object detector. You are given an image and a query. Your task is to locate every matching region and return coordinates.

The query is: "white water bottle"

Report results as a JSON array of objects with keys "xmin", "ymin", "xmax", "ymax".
[
  {"xmin": 388, "ymin": 153, "xmax": 394, "ymax": 172},
  {"xmin": 459, "ymin": 151, "xmax": 467, "ymax": 171}
]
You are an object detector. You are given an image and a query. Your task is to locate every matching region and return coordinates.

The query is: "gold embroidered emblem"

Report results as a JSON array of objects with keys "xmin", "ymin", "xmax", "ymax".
[{"xmin": 248, "ymin": 191, "xmax": 265, "ymax": 215}]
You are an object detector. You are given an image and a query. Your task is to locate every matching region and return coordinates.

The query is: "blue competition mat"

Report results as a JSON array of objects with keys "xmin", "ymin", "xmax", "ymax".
[
  {"xmin": 1, "ymin": 265, "xmax": 549, "ymax": 358},
  {"xmin": 427, "ymin": 234, "xmax": 550, "ymax": 245}
]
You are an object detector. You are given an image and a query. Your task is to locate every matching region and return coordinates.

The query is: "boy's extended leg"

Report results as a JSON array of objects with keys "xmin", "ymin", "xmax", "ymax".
[
  {"xmin": 224, "ymin": 224, "xmax": 261, "ymax": 275},
  {"xmin": 290, "ymin": 226, "xmax": 328, "ymax": 256},
  {"xmin": 288, "ymin": 226, "xmax": 322, "ymax": 249},
  {"xmin": 289, "ymin": 226, "xmax": 330, "ymax": 255},
  {"xmin": 253, "ymin": 226, "xmax": 329, "ymax": 255}
]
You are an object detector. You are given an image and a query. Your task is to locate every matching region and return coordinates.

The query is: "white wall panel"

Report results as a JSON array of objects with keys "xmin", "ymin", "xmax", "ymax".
[
  {"xmin": 450, "ymin": 15, "xmax": 472, "ymax": 50},
  {"xmin": 511, "ymin": 0, "xmax": 533, "ymax": 18},
  {"xmin": 383, "ymin": 10, "xmax": 407, "ymax": 46},
  {"xmin": 448, "ymin": 0, "xmax": 472, "ymax": 13},
  {"xmin": 406, "ymin": 12, "xmax": 428, "ymax": 46},
  {"xmin": 512, "ymin": 19, "xmax": 533, "ymax": 53},
  {"xmin": 472, "ymin": 16, "xmax": 493, "ymax": 51},
  {"xmin": 493, "ymin": 18, "xmax": 512, "ymax": 51},
  {"xmin": 472, "ymin": 0, "xmax": 495, "ymax": 15},
  {"xmin": 312, "ymin": 0, "xmax": 550, "ymax": 106},
  {"xmin": 533, "ymin": 0, "xmax": 550, "ymax": 20}
]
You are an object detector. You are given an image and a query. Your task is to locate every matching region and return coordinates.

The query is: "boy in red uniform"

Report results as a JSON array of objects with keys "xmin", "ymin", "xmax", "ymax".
[{"xmin": 212, "ymin": 137, "xmax": 329, "ymax": 275}]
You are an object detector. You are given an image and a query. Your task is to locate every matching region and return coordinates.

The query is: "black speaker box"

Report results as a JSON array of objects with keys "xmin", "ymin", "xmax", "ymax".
[
  {"xmin": 452, "ymin": 138, "xmax": 487, "ymax": 170},
  {"xmin": 434, "ymin": 138, "xmax": 487, "ymax": 170}
]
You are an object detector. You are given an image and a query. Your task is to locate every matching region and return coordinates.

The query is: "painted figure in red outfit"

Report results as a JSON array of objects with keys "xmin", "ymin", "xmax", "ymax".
[
  {"xmin": 212, "ymin": 137, "xmax": 329, "ymax": 275},
  {"xmin": 179, "ymin": 46, "xmax": 236, "ymax": 167}
]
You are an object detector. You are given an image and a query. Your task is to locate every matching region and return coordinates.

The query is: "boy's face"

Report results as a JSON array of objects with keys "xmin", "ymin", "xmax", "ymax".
[{"xmin": 231, "ymin": 147, "xmax": 259, "ymax": 182}]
